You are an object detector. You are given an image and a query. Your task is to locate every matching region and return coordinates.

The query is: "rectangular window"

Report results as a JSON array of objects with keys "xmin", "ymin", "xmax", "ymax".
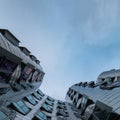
[
  {"xmin": 47, "ymin": 96, "xmax": 54, "ymax": 102},
  {"xmin": 33, "ymin": 111, "xmax": 48, "ymax": 120},
  {"xmin": 37, "ymin": 89, "xmax": 44, "ymax": 97},
  {"xmin": 0, "ymin": 57, "xmax": 17, "ymax": 82},
  {"xmin": 31, "ymin": 71, "xmax": 39, "ymax": 82},
  {"xmin": 22, "ymin": 66, "xmax": 32, "ymax": 80},
  {"xmin": 41, "ymin": 103, "xmax": 53, "ymax": 113},
  {"xmin": 33, "ymin": 92, "xmax": 42, "ymax": 100},
  {"xmin": 10, "ymin": 100, "xmax": 30, "ymax": 115},
  {"xmin": 0, "ymin": 111, "xmax": 10, "ymax": 120},
  {"xmin": 26, "ymin": 95, "xmax": 37, "ymax": 105},
  {"xmin": 45, "ymin": 99, "xmax": 54, "ymax": 106},
  {"xmin": 92, "ymin": 101, "xmax": 112, "ymax": 120}
]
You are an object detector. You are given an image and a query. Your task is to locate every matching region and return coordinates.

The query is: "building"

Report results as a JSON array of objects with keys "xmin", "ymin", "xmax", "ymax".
[{"xmin": 0, "ymin": 29, "xmax": 119, "ymax": 120}]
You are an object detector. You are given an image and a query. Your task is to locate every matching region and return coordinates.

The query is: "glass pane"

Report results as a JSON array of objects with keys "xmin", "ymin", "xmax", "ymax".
[
  {"xmin": 12, "ymin": 100, "xmax": 30, "ymax": 115},
  {"xmin": 22, "ymin": 66, "xmax": 32, "ymax": 80},
  {"xmin": 0, "ymin": 58, "xmax": 17, "ymax": 82},
  {"xmin": 0, "ymin": 111, "xmax": 7, "ymax": 120},
  {"xmin": 26, "ymin": 95, "xmax": 36, "ymax": 105},
  {"xmin": 42, "ymin": 103, "xmax": 52, "ymax": 112},
  {"xmin": 31, "ymin": 71, "xmax": 39, "ymax": 82},
  {"xmin": 22, "ymin": 106, "xmax": 29, "ymax": 113},
  {"xmin": 33, "ymin": 92, "xmax": 42, "ymax": 100},
  {"xmin": 38, "ymin": 90, "xmax": 44, "ymax": 96},
  {"xmin": 36, "ymin": 111, "xmax": 47, "ymax": 120},
  {"xmin": 13, "ymin": 102, "xmax": 25, "ymax": 114},
  {"xmin": 17, "ymin": 101, "xmax": 24, "ymax": 107}
]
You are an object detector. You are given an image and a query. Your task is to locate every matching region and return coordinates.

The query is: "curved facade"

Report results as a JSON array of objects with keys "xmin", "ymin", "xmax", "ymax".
[
  {"xmin": 0, "ymin": 29, "xmax": 120, "ymax": 120},
  {"xmin": 66, "ymin": 70, "xmax": 120, "ymax": 120}
]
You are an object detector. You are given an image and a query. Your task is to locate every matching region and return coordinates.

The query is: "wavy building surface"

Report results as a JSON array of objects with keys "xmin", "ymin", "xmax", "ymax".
[{"xmin": 0, "ymin": 29, "xmax": 120, "ymax": 120}]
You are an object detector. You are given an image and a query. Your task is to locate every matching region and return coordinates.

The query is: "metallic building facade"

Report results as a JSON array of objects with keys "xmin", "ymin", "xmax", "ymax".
[{"xmin": 0, "ymin": 29, "xmax": 119, "ymax": 120}]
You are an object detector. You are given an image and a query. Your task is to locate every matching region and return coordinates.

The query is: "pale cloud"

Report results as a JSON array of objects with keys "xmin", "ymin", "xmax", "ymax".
[
  {"xmin": 0, "ymin": 0, "xmax": 120, "ymax": 100},
  {"xmin": 79, "ymin": 0, "xmax": 120, "ymax": 45}
]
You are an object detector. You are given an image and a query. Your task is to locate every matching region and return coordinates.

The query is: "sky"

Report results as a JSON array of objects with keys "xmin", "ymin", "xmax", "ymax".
[{"xmin": 0, "ymin": 0, "xmax": 120, "ymax": 100}]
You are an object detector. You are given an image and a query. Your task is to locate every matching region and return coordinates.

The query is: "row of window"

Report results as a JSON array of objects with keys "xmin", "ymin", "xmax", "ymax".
[
  {"xmin": 0, "ymin": 56, "xmax": 44, "ymax": 86},
  {"xmin": 9, "ymin": 90, "xmax": 44, "ymax": 115},
  {"xmin": 8, "ymin": 90, "xmax": 71, "ymax": 120},
  {"xmin": 68, "ymin": 89, "xmax": 120, "ymax": 120},
  {"xmin": 8, "ymin": 89, "xmax": 57, "ymax": 120}
]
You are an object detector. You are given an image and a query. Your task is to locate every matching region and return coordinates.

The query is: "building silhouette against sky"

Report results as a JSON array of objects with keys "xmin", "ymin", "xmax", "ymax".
[{"xmin": 0, "ymin": 29, "xmax": 120, "ymax": 120}]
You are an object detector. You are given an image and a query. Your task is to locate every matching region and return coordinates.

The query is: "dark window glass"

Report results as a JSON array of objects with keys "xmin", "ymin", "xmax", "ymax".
[
  {"xmin": 83, "ymin": 104, "xmax": 95, "ymax": 119},
  {"xmin": 22, "ymin": 66, "xmax": 32, "ymax": 80},
  {"xmin": 0, "ymin": 58, "xmax": 17, "ymax": 72},
  {"xmin": 31, "ymin": 71, "xmax": 39, "ymax": 82},
  {"xmin": 92, "ymin": 101, "xmax": 112, "ymax": 120},
  {"xmin": 36, "ymin": 72, "xmax": 43, "ymax": 82},
  {"xmin": 0, "ymin": 57, "xmax": 17, "ymax": 82}
]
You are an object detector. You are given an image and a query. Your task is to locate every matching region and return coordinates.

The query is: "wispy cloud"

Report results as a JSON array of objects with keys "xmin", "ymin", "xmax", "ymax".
[{"xmin": 0, "ymin": 0, "xmax": 120, "ymax": 100}]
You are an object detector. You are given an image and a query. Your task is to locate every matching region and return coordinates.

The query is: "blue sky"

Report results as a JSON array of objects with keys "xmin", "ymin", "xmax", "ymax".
[{"xmin": 0, "ymin": 0, "xmax": 120, "ymax": 100}]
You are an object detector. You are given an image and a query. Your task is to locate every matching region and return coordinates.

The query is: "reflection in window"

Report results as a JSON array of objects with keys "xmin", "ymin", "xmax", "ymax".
[
  {"xmin": 76, "ymin": 98, "xmax": 82, "ymax": 109},
  {"xmin": 26, "ymin": 95, "xmax": 37, "ymax": 105},
  {"xmin": 37, "ymin": 89, "xmax": 44, "ymax": 97},
  {"xmin": 41, "ymin": 103, "xmax": 53, "ymax": 113},
  {"xmin": 9, "ymin": 64, "xmax": 21, "ymax": 83},
  {"xmin": 80, "ymin": 97, "xmax": 88, "ymax": 114},
  {"xmin": 92, "ymin": 102, "xmax": 112, "ymax": 120},
  {"xmin": 36, "ymin": 72, "xmax": 43, "ymax": 82},
  {"xmin": 33, "ymin": 92, "xmax": 42, "ymax": 100},
  {"xmin": 10, "ymin": 100, "xmax": 30, "ymax": 115},
  {"xmin": 33, "ymin": 111, "xmax": 48, "ymax": 120},
  {"xmin": 31, "ymin": 71, "xmax": 39, "ymax": 82},
  {"xmin": 0, "ymin": 57, "xmax": 17, "ymax": 72},
  {"xmin": 83, "ymin": 104, "xmax": 95, "ymax": 120},
  {"xmin": 45, "ymin": 99, "xmax": 54, "ymax": 106},
  {"xmin": 0, "ymin": 57, "xmax": 17, "ymax": 82},
  {"xmin": 0, "ymin": 111, "xmax": 10, "ymax": 120},
  {"xmin": 22, "ymin": 66, "xmax": 32, "ymax": 80}
]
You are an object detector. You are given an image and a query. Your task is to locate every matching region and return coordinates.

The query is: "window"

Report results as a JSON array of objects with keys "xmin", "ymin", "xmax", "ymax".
[
  {"xmin": 26, "ymin": 95, "xmax": 37, "ymax": 105},
  {"xmin": 31, "ymin": 71, "xmax": 39, "ymax": 82},
  {"xmin": 91, "ymin": 101, "xmax": 112, "ymax": 120},
  {"xmin": 80, "ymin": 95, "xmax": 93, "ymax": 114},
  {"xmin": 33, "ymin": 111, "xmax": 48, "ymax": 120},
  {"xmin": 47, "ymin": 96, "xmax": 54, "ymax": 102},
  {"xmin": 37, "ymin": 89, "xmax": 44, "ymax": 97},
  {"xmin": 41, "ymin": 103, "xmax": 53, "ymax": 113},
  {"xmin": 0, "ymin": 111, "xmax": 10, "ymax": 120},
  {"xmin": 33, "ymin": 92, "xmax": 42, "ymax": 100},
  {"xmin": 22, "ymin": 66, "xmax": 33, "ymax": 80},
  {"xmin": 0, "ymin": 57, "xmax": 17, "ymax": 73},
  {"xmin": 36, "ymin": 72, "xmax": 43, "ymax": 82},
  {"xmin": 9, "ymin": 64, "xmax": 21, "ymax": 83},
  {"xmin": 0, "ymin": 57, "xmax": 17, "ymax": 82},
  {"xmin": 76, "ymin": 98, "xmax": 82, "ymax": 109},
  {"xmin": 45, "ymin": 99, "xmax": 54, "ymax": 106},
  {"xmin": 11, "ymin": 100, "xmax": 30, "ymax": 115},
  {"xmin": 82, "ymin": 104, "xmax": 95, "ymax": 120}
]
